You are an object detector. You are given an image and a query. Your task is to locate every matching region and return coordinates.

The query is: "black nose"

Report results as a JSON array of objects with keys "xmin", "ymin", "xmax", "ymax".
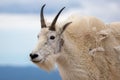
[{"xmin": 30, "ymin": 53, "xmax": 38, "ymax": 59}]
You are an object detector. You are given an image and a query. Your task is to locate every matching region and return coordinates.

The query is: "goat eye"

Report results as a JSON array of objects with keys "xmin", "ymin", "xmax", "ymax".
[
  {"xmin": 89, "ymin": 48, "xmax": 92, "ymax": 51},
  {"xmin": 50, "ymin": 36, "xmax": 55, "ymax": 40}
]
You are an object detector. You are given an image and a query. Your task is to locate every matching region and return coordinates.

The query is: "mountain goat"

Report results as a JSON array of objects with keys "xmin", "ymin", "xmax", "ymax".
[{"xmin": 30, "ymin": 4, "xmax": 120, "ymax": 80}]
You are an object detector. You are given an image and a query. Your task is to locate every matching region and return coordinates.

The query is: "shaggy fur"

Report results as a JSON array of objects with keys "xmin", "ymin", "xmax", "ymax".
[{"xmin": 32, "ymin": 15, "xmax": 120, "ymax": 80}]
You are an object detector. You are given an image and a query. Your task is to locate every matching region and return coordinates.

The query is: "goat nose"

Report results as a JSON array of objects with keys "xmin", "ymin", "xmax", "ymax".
[{"xmin": 30, "ymin": 53, "xmax": 38, "ymax": 59}]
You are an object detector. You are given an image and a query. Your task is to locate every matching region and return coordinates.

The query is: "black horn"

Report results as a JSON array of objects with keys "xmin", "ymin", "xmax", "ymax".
[
  {"xmin": 49, "ymin": 7, "xmax": 65, "ymax": 31},
  {"xmin": 40, "ymin": 4, "xmax": 47, "ymax": 28}
]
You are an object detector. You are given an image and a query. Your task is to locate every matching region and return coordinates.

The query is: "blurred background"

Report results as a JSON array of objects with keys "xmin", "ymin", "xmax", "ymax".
[{"xmin": 0, "ymin": 0, "xmax": 120, "ymax": 80}]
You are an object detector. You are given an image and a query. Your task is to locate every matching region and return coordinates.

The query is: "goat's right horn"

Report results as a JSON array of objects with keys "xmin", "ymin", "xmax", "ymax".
[{"xmin": 40, "ymin": 4, "xmax": 47, "ymax": 28}]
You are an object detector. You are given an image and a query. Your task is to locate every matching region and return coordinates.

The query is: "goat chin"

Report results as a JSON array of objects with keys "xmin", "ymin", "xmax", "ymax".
[{"xmin": 35, "ymin": 55, "xmax": 56, "ymax": 71}]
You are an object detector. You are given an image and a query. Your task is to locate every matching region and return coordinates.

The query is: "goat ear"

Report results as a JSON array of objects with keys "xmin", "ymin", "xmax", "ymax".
[{"xmin": 60, "ymin": 22, "xmax": 72, "ymax": 34}]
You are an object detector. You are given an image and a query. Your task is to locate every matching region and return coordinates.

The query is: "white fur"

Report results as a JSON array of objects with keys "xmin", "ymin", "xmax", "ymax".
[{"xmin": 31, "ymin": 15, "xmax": 120, "ymax": 80}]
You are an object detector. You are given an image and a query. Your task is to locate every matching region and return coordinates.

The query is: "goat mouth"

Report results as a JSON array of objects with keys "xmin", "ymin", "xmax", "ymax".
[
  {"xmin": 31, "ymin": 59, "xmax": 42, "ymax": 63},
  {"xmin": 31, "ymin": 55, "xmax": 50, "ymax": 63}
]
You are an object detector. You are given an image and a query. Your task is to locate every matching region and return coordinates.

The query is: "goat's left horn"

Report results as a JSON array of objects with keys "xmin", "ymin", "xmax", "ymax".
[
  {"xmin": 40, "ymin": 4, "xmax": 47, "ymax": 28},
  {"xmin": 49, "ymin": 7, "xmax": 65, "ymax": 31}
]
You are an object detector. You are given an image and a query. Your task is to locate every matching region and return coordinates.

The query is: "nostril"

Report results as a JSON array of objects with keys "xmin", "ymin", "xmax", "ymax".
[
  {"xmin": 33, "ymin": 54, "xmax": 38, "ymax": 58},
  {"xmin": 30, "ymin": 53, "xmax": 38, "ymax": 59}
]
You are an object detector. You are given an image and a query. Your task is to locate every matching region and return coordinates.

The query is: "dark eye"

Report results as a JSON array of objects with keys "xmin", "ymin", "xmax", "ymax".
[
  {"xmin": 89, "ymin": 48, "xmax": 92, "ymax": 51},
  {"xmin": 50, "ymin": 36, "xmax": 55, "ymax": 40}
]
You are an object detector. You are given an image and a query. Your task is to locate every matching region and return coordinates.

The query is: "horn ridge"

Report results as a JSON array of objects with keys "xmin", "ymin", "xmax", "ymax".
[
  {"xmin": 41, "ymin": 4, "xmax": 47, "ymax": 28},
  {"xmin": 49, "ymin": 7, "xmax": 65, "ymax": 31}
]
